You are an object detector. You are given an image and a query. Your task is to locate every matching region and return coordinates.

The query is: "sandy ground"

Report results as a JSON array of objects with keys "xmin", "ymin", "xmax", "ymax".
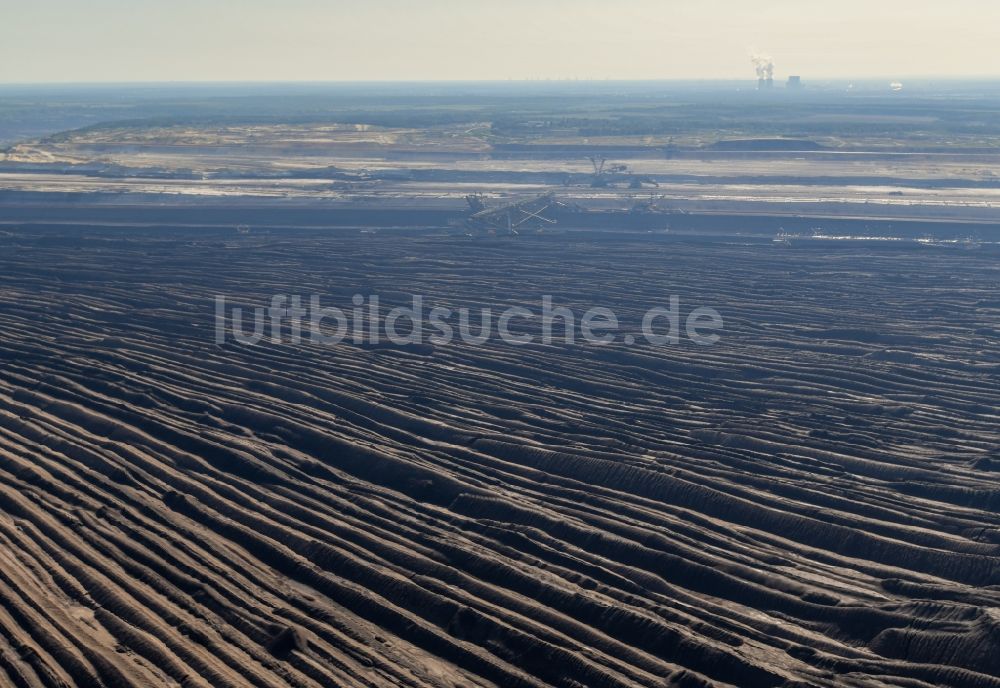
[{"xmin": 1, "ymin": 226, "xmax": 999, "ymax": 687}]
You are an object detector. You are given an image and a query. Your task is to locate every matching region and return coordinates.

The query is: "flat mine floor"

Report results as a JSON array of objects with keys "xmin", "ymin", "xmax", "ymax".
[{"xmin": 1, "ymin": 227, "xmax": 999, "ymax": 688}]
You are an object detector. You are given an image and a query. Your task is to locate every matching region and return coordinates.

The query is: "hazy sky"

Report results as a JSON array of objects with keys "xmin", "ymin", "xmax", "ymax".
[{"xmin": 3, "ymin": 0, "xmax": 998, "ymax": 83}]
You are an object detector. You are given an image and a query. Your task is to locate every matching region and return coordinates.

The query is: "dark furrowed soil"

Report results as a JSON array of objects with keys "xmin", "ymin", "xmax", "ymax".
[{"xmin": 1, "ymin": 227, "xmax": 999, "ymax": 687}]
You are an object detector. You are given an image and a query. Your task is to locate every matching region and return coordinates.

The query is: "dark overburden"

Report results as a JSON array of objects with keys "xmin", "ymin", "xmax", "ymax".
[{"xmin": 1, "ymin": 225, "xmax": 999, "ymax": 687}]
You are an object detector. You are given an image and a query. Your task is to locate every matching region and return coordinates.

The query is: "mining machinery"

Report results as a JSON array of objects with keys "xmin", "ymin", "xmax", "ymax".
[
  {"xmin": 464, "ymin": 193, "xmax": 565, "ymax": 235},
  {"xmin": 588, "ymin": 156, "xmax": 658, "ymax": 189}
]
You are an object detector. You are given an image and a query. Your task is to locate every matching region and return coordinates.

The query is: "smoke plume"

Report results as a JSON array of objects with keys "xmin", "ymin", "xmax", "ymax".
[{"xmin": 751, "ymin": 54, "xmax": 774, "ymax": 86}]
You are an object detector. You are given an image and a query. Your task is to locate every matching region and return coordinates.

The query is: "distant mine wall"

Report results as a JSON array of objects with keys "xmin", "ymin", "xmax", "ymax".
[{"xmin": 3, "ymin": 193, "xmax": 1000, "ymax": 240}]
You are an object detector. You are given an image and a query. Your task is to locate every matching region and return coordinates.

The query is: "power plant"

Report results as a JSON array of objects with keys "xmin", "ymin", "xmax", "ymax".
[{"xmin": 787, "ymin": 75, "xmax": 802, "ymax": 89}]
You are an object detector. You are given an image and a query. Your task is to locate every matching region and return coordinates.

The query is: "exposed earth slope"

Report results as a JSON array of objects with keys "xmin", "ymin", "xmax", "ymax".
[{"xmin": 1, "ymin": 227, "xmax": 999, "ymax": 687}]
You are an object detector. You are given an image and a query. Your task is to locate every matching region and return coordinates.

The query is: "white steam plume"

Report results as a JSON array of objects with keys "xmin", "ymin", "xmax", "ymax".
[{"xmin": 751, "ymin": 54, "xmax": 774, "ymax": 82}]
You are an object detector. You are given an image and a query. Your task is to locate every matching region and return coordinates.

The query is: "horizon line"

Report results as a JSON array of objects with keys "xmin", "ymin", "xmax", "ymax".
[{"xmin": 3, "ymin": 75, "xmax": 1000, "ymax": 88}]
